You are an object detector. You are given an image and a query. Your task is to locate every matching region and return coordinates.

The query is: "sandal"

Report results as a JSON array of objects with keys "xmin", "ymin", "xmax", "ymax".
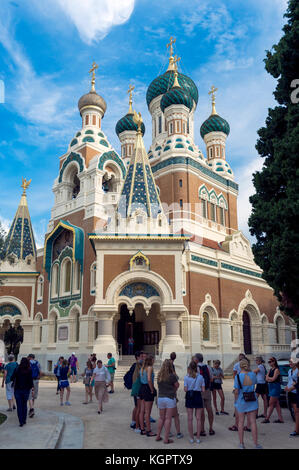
[
  {"xmin": 220, "ymin": 411, "xmax": 229, "ymax": 415},
  {"xmin": 147, "ymin": 432, "xmax": 157, "ymax": 437},
  {"xmin": 274, "ymin": 420, "xmax": 284, "ymax": 423},
  {"xmin": 243, "ymin": 426, "xmax": 251, "ymax": 432},
  {"xmin": 209, "ymin": 430, "xmax": 215, "ymax": 435},
  {"xmin": 200, "ymin": 431, "xmax": 206, "ymax": 436},
  {"xmin": 229, "ymin": 426, "xmax": 238, "ymax": 431},
  {"xmin": 140, "ymin": 430, "xmax": 146, "ymax": 435},
  {"xmin": 155, "ymin": 437, "xmax": 162, "ymax": 442},
  {"xmin": 164, "ymin": 439, "xmax": 174, "ymax": 444},
  {"xmin": 262, "ymin": 419, "xmax": 270, "ymax": 423}
]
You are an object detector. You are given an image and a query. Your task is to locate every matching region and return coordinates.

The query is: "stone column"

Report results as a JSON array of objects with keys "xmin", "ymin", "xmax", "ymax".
[
  {"xmin": 93, "ymin": 311, "xmax": 117, "ymax": 362},
  {"xmin": 161, "ymin": 311, "xmax": 185, "ymax": 353}
]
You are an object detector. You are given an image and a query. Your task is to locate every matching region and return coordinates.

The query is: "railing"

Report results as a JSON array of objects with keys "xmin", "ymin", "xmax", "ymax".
[
  {"xmin": 117, "ymin": 343, "xmax": 122, "ymax": 361},
  {"xmin": 266, "ymin": 344, "xmax": 290, "ymax": 352},
  {"xmin": 154, "ymin": 344, "xmax": 161, "ymax": 361}
]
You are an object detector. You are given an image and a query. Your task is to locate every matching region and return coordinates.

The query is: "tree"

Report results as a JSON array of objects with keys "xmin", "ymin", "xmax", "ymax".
[
  {"xmin": 249, "ymin": 0, "xmax": 299, "ymax": 321},
  {"xmin": 0, "ymin": 220, "xmax": 6, "ymax": 253}
]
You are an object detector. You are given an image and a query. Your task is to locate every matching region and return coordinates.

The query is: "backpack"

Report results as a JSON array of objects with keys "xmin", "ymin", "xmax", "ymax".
[
  {"xmin": 31, "ymin": 360, "xmax": 40, "ymax": 379},
  {"xmin": 199, "ymin": 364, "xmax": 211, "ymax": 390},
  {"xmin": 123, "ymin": 363, "xmax": 136, "ymax": 390}
]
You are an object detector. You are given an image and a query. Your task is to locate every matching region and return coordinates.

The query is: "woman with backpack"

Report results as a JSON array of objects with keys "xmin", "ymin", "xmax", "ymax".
[
  {"xmin": 54, "ymin": 356, "xmax": 64, "ymax": 395},
  {"xmin": 234, "ymin": 359, "xmax": 262, "ymax": 449},
  {"xmin": 139, "ymin": 355, "xmax": 156, "ymax": 436},
  {"xmin": 262, "ymin": 357, "xmax": 284, "ymax": 423},
  {"xmin": 184, "ymin": 361, "xmax": 205, "ymax": 444},
  {"xmin": 11, "ymin": 357, "xmax": 34, "ymax": 427},
  {"xmin": 156, "ymin": 359, "xmax": 180, "ymax": 444},
  {"xmin": 253, "ymin": 356, "xmax": 268, "ymax": 418}
]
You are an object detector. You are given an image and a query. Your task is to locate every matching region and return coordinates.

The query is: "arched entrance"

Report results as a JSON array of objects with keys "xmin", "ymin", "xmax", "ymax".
[
  {"xmin": 117, "ymin": 303, "xmax": 161, "ymax": 355},
  {"xmin": 243, "ymin": 310, "xmax": 252, "ymax": 355}
]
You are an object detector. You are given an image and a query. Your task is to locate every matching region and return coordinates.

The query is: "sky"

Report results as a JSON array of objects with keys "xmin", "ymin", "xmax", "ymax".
[{"xmin": 0, "ymin": 0, "xmax": 289, "ymax": 247}]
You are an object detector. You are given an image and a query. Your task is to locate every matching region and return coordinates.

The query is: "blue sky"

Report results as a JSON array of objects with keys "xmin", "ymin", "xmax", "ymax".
[{"xmin": 0, "ymin": 0, "xmax": 288, "ymax": 246}]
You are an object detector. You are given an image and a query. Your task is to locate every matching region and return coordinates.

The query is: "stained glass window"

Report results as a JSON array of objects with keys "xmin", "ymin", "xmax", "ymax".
[{"xmin": 64, "ymin": 260, "xmax": 71, "ymax": 293}]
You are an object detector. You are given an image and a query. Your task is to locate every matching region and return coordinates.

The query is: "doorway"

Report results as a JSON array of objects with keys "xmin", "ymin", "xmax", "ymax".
[
  {"xmin": 243, "ymin": 310, "xmax": 252, "ymax": 355},
  {"xmin": 117, "ymin": 304, "xmax": 143, "ymax": 355}
]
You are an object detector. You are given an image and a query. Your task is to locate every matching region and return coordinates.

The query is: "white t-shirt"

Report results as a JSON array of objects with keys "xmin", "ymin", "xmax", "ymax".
[
  {"xmin": 233, "ymin": 362, "xmax": 241, "ymax": 374},
  {"xmin": 256, "ymin": 364, "xmax": 267, "ymax": 384},
  {"xmin": 184, "ymin": 373, "xmax": 205, "ymax": 392},
  {"xmin": 287, "ymin": 368, "xmax": 298, "ymax": 393},
  {"xmin": 93, "ymin": 366, "xmax": 111, "ymax": 383}
]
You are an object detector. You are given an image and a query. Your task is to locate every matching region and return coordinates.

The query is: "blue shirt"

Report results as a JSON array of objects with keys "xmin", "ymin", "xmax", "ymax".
[
  {"xmin": 4, "ymin": 362, "xmax": 18, "ymax": 384},
  {"xmin": 234, "ymin": 372, "xmax": 258, "ymax": 413},
  {"xmin": 140, "ymin": 369, "xmax": 154, "ymax": 385},
  {"xmin": 59, "ymin": 366, "xmax": 69, "ymax": 381}
]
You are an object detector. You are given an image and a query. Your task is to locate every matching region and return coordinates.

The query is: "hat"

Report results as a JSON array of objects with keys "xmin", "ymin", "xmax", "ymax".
[{"xmin": 72, "ymin": 352, "xmax": 75, "ymax": 355}]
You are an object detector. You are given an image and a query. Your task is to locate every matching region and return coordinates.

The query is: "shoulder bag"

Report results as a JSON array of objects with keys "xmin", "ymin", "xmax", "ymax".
[{"xmin": 237, "ymin": 374, "xmax": 256, "ymax": 402}]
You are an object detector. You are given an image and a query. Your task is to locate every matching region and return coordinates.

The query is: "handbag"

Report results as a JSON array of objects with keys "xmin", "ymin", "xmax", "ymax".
[
  {"xmin": 83, "ymin": 376, "xmax": 91, "ymax": 385},
  {"xmin": 237, "ymin": 374, "xmax": 256, "ymax": 402}
]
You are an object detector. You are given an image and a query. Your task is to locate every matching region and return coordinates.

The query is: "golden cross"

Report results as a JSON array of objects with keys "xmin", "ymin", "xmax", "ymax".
[
  {"xmin": 173, "ymin": 55, "xmax": 181, "ymax": 70},
  {"xmin": 208, "ymin": 85, "xmax": 218, "ymax": 101},
  {"xmin": 21, "ymin": 177, "xmax": 31, "ymax": 195},
  {"xmin": 167, "ymin": 36, "xmax": 176, "ymax": 56},
  {"xmin": 127, "ymin": 84, "xmax": 135, "ymax": 114},
  {"xmin": 89, "ymin": 61, "xmax": 99, "ymax": 92}
]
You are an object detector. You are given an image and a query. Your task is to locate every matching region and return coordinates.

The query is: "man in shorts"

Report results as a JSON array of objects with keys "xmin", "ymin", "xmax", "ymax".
[
  {"xmin": 28, "ymin": 353, "xmax": 41, "ymax": 418},
  {"xmin": 194, "ymin": 353, "xmax": 215, "ymax": 436},
  {"xmin": 105, "ymin": 353, "xmax": 116, "ymax": 394},
  {"xmin": 68, "ymin": 353, "xmax": 79, "ymax": 383}
]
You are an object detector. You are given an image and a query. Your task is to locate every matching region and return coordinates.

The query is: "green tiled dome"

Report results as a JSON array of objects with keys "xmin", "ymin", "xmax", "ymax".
[
  {"xmin": 115, "ymin": 113, "xmax": 145, "ymax": 137},
  {"xmin": 200, "ymin": 114, "xmax": 230, "ymax": 138},
  {"xmin": 146, "ymin": 70, "xmax": 198, "ymax": 107},
  {"xmin": 160, "ymin": 87, "xmax": 193, "ymax": 113}
]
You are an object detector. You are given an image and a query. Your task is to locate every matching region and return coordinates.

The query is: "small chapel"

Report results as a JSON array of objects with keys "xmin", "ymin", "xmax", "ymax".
[{"xmin": 0, "ymin": 38, "xmax": 296, "ymax": 372}]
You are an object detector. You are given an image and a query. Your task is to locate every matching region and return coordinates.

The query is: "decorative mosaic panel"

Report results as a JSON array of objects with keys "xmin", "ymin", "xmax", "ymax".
[
  {"xmin": 98, "ymin": 151, "xmax": 126, "ymax": 179},
  {"xmin": 191, "ymin": 255, "xmax": 218, "ymax": 267},
  {"xmin": 119, "ymin": 282, "xmax": 159, "ymax": 298},
  {"xmin": 221, "ymin": 263, "xmax": 262, "ymax": 278},
  {"xmin": 0, "ymin": 305, "xmax": 22, "ymax": 317}
]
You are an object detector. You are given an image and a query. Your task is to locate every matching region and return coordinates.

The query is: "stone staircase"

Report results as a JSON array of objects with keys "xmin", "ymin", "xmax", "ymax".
[
  {"xmin": 224, "ymin": 354, "xmax": 256, "ymax": 375},
  {"xmin": 114, "ymin": 355, "xmax": 162, "ymax": 384}
]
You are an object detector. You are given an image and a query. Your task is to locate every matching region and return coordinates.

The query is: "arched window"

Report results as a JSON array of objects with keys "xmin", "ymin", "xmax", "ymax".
[
  {"xmin": 275, "ymin": 316, "xmax": 284, "ymax": 344},
  {"xmin": 37, "ymin": 276, "xmax": 44, "ymax": 302},
  {"xmin": 61, "ymin": 259, "xmax": 72, "ymax": 295},
  {"xmin": 202, "ymin": 312, "xmax": 210, "ymax": 341},
  {"xmin": 201, "ymin": 199, "xmax": 207, "ymax": 218},
  {"xmin": 73, "ymin": 261, "xmax": 81, "ymax": 292},
  {"xmin": 51, "ymin": 264, "xmax": 59, "ymax": 298},
  {"xmin": 210, "ymin": 202, "xmax": 216, "ymax": 222},
  {"xmin": 75, "ymin": 312, "xmax": 80, "ymax": 342},
  {"xmin": 219, "ymin": 207, "xmax": 225, "ymax": 226},
  {"xmin": 90, "ymin": 263, "xmax": 96, "ymax": 294},
  {"xmin": 54, "ymin": 314, "xmax": 58, "ymax": 343},
  {"xmin": 230, "ymin": 313, "xmax": 238, "ymax": 343}
]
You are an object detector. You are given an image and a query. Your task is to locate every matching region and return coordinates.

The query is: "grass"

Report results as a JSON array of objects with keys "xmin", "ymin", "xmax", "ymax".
[{"xmin": 0, "ymin": 413, "xmax": 7, "ymax": 425}]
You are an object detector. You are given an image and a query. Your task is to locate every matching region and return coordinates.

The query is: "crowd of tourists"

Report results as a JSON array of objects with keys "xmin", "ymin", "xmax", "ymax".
[
  {"xmin": 1, "ymin": 348, "xmax": 299, "ymax": 448},
  {"xmin": 124, "ymin": 351, "xmax": 299, "ymax": 448}
]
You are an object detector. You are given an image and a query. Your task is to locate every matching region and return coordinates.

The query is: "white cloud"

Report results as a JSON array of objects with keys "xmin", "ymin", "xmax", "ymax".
[{"xmin": 54, "ymin": 0, "xmax": 135, "ymax": 44}]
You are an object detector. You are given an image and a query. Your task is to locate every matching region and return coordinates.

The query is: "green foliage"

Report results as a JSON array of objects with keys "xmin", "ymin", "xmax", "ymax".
[
  {"xmin": 249, "ymin": 0, "xmax": 299, "ymax": 319},
  {"xmin": 0, "ymin": 220, "xmax": 6, "ymax": 253}
]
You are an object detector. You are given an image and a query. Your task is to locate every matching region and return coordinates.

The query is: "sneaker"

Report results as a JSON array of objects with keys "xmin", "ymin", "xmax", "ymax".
[
  {"xmin": 130, "ymin": 422, "xmax": 136, "ymax": 429},
  {"xmin": 176, "ymin": 433, "xmax": 184, "ymax": 439},
  {"xmin": 255, "ymin": 444, "xmax": 263, "ymax": 449},
  {"xmin": 215, "ymin": 411, "xmax": 220, "ymax": 415},
  {"xmin": 60, "ymin": 403, "xmax": 64, "ymax": 406},
  {"xmin": 239, "ymin": 443, "xmax": 245, "ymax": 449},
  {"xmin": 189, "ymin": 439, "xmax": 194, "ymax": 444},
  {"xmin": 134, "ymin": 428, "xmax": 141, "ymax": 434},
  {"xmin": 6, "ymin": 408, "xmax": 12, "ymax": 412},
  {"xmin": 150, "ymin": 417, "xmax": 156, "ymax": 423},
  {"xmin": 65, "ymin": 401, "xmax": 71, "ymax": 406},
  {"xmin": 290, "ymin": 431, "xmax": 299, "ymax": 437},
  {"xmin": 29, "ymin": 408, "xmax": 34, "ymax": 418},
  {"xmin": 220, "ymin": 411, "xmax": 229, "ymax": 415},
  {"xmin": 196, "ymin": 439, "xmax": 201, "ymax": 444}
]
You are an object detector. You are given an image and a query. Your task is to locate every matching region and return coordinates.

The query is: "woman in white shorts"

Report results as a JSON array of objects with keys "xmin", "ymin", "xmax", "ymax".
[{"xmin": 156, "ymin": 359, "xmax": 180, "ymax": 444}]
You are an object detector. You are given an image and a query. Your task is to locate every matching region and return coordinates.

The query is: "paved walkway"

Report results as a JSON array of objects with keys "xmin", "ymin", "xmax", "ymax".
[{"xmin": 0, "ymin": 378, "xmax": 297, "ymax": 449}]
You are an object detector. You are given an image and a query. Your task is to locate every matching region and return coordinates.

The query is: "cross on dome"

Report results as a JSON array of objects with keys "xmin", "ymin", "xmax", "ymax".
[
  {"xmin": 89, "ymin": 61, "xmax": 99, "ymax": 92},
  {"xmin": 209, "ymin": 85, "xmax": 218, "ymax": 115},
  {"xmin": 127, "ymin": 84, "xmax": 135, "ymax": 114},
  {"xmin": 167, "ymin": 36, "xmax": 176, "ymax": 71}
]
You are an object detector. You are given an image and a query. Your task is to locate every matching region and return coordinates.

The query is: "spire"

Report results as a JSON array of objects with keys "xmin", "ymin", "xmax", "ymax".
[
  {"xmin": 89, "ymin": 61, "xmax": 99, "ymax": 92},
  {"xmin": 1, "ymin": 178, "xmax": 36, "ymax": 260},
  {"xmin": 118, "ymin": 111, "xmax": 165, "ymax": 220},
  {"xmin": 127, "ymin": 84, "xmax": 135, "ymax": 114},
  {"xmin": 208, "ymin": 85, "xmax": 218, "ymax": 115},
  {"xmin": 166, "ymin": 36, "xmax": 176, "ymax": 71}
]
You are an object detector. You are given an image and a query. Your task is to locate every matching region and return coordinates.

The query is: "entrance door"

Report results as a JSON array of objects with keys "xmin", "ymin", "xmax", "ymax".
[
  {"xmin": 133, "ymin": 322, "xmax": 143, "ymax": 352},
  {"xmin": 243, "ymin": 311, "xmax": 252, "ymax": 355}
]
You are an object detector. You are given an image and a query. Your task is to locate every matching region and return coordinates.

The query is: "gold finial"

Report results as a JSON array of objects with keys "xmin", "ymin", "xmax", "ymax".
[
  {"xmin": 133, "ymin": 110, "xmax": 143, "ymax": 134},
  {"xmin": 172, "ymin": 55, "xmax": 181, "ymax": 87},
  {"xmin": 208, "ymin": 85, "xmax": 218, "ymax": 115},
  {"xmin": 166, "ymin": 36, "xmax": 176, "ymax": 71},
  {"xmin": 127, "ymin": 84, "xmax": 135, "ymax": 114},
  {"xmin": 89, "ymin": 61, "xmax": 99, "ymax": 92},
  {"xmin": 21, "ymin": 177, "xmax": 31, "ymax": 195}
]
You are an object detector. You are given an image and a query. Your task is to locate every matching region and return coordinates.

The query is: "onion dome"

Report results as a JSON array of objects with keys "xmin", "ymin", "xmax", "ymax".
[
  {"xmin": 160, "ymin": 87, "xmax": 193, "ymax": 113},
  {"xmin": 200, "ymin": 86, "xmax": 230, "ymax": 138},
  {"xmin": 78, "ymin": 61, "xmax": 107, "ymax": 116},
  {"xmin": 200, "ymin": 114, "xmax": 230, "ymax": 138},
  {"xmin": 146, "ymin": 70, "xmax": 198, "ymax": 108},
  {"xmin": 115, "ymin": 113, "xmax": 145, "ymax": 137},
  {"xmin": 78, "ymin": 91, "xmax": 107, "ymax": 116}
]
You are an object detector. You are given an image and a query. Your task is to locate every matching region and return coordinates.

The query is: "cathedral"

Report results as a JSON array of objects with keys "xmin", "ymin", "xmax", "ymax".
[{"xmin": 0, "ymin": 39, "xmax": 296, "ymax": 373}]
